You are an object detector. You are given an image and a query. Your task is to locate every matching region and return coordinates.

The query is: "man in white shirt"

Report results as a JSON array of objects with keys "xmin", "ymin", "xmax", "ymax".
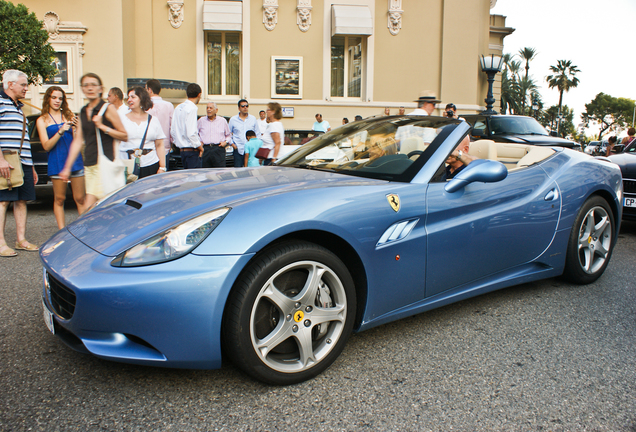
[
  {"xmin": 408, "ymin": 91, "xmax": 440, "ymax": 116},
  {"xmin": 257, "ymin": 110, "xmax": 267, "ymax": 138},
  {"xmin": 146, "ymin": 79, "xmax": 174, "ymax": 169},
  {"xmin": 170, "ymin": 83, "xmax": 203, "ymax": 169},
  {"xmin": 107, "ymin": 87, "xmax": 130, "ymax": 119},
  {"xmin": 312, "ymin": 113, "xmax": 331, "ymax": 132}
]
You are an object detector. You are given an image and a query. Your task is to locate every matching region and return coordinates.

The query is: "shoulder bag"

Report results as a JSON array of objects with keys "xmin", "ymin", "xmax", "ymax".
[
  {"xmin": 122, "ymin": 114, "xmax": 152, "ymax": 183},
  {"xmin": 96, "ymin": 103, "xmax": 126, "ymax": 195},
  {"xmin": 0, "ymin": 110, "xmax": 26, "ymax": 191}
]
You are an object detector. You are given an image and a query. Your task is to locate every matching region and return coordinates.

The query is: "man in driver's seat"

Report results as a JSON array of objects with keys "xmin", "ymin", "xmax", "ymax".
[{"xmin": 443, "ymin": 136, "xmax": 476, "ymax": 180}]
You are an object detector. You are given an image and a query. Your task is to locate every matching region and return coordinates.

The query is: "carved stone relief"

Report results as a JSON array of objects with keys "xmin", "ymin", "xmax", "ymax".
[
  {"xmin": 43, "ymin": 11, "xmax": 60, "ymax": 38},
  {"xmin": 263, "ymin": 0, "xmax": 278, "ymax": 31},
  {"xmin": 297, "ymin": 0, "xmax": 312, "ymax": 32},
  {"xmin": 167, "ymin": 0, "xmax": 184, "ymax": 29},
  {"xmin": 388, "ymin": 0, "xmax": 403, "ymax": 36}
]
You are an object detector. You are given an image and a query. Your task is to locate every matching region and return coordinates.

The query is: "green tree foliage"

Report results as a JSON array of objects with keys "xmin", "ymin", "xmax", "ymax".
[
  {"xmin": 500, "ymin": 49, "xmax": 540, "ymax": 116},
  {"xmin": 546, "ymin": 60, "xmax": 580, "ymax": 134},
  {"xmin": 0, "ymin": 1, "xmax": 56, "ymax": 84},
  {"xmin": 518, "ymin": 47, "xmax": 537, "ymax": 81},
  {"xmin": 539, "ymin": 105, "xmax": 574, "ymax": 138},
  {"xmin": 582, "ymin": 93, "xmax": 635, "ymax": 139}
]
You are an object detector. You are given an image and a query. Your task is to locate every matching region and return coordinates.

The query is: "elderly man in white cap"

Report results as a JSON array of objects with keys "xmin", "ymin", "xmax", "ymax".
[{"xmin": 409, "ymin": 91, "xmax": 440, "ymax": 116}]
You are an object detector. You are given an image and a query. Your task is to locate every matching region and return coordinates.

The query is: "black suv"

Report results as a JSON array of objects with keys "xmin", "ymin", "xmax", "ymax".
[{"xmin": 462, "ymin": 114, "xmax": 580, "ymax": 150}]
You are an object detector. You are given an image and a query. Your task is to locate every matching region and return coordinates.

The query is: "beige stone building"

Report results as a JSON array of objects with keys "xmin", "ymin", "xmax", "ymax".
[{"xmin": 20, "ymin": 0, "xmax": 513, "ymax": 128}]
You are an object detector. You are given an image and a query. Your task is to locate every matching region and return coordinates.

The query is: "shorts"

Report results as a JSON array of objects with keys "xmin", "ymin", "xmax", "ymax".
[
  {"xmin": 50, "ymin": 169, "xmax": 84, "ymax": 180},
  {"xmin": 84, "ymin": 165, "xmax": 104, "ymax": 199},
  {"xmin": 0, "ymin": 163, "xmax": 36, "ymax": 202}
]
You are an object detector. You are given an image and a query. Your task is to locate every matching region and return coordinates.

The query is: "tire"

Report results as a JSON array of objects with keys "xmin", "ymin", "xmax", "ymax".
[
  {"xmin": 562, "ymin": 196, "xmax": 615, "ymax": 284},
  {"xmin": 223, "ymin": 240, "xmax": 356, "ymax": 385}
]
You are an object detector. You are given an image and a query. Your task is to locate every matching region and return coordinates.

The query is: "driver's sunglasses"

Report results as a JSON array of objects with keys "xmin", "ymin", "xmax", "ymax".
[{"xmin": 240, "ymin": 104, "xmax": 249, "ymax": 108}]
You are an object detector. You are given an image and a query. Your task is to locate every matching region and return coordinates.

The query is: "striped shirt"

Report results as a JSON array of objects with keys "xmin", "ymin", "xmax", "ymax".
[
  {"xmin": 197, "ymin": 115, "xmax": 230, "ymax": 145},
  {"xmin": 0, "ymin": 90, "xmax": 32, "ymax": 166}
]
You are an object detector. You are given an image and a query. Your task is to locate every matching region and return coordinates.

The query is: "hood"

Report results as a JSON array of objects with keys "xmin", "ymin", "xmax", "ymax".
[
  {"xmin": 64, "ymin": 167, "xmax": 382, "ymax": 255},
  {"xmin": 608, "ymin": 153, "xmax": 636, "ymax": 179},
  {"xmin": 502, "ymin": 134, "xmax": 578, "ymax": 148}
]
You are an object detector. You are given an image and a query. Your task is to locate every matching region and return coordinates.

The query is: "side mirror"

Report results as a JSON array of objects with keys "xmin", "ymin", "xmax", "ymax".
[
  {"xmin": 472, "ymin": 128, "xmax": 487, "ymax": 138},
  {"xmin": 549, "ymin": 131, "xmax": 558, "ymax": 137},
  {"xmin": 445, "ymin": 159, "xmax": 508, "ymax": 193}
]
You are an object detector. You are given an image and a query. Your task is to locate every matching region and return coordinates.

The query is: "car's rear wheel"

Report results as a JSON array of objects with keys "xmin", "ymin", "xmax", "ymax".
[
  {"xmin": 223, "ymin": 240, "xmax": 356, "ymax": 385},
  {"xmin": 562, "ymin": 196, "xmax": 615, "ymax": 284}
]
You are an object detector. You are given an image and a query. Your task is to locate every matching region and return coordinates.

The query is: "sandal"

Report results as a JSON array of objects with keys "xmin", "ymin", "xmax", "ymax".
[
  {"xmin": 0, "ymin": 242, "xmax": 18, "ymax": 257},
  {"xmin": 15, "ymin": 240, "xmax": 39, "ymax": 252}
]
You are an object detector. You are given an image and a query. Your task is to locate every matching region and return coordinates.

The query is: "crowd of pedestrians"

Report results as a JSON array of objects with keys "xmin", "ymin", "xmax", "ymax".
[
  {"xmin": 0, "ymin": 70, "xmax": 293, "ymax": 256},
  {"xmin": 0, "ymin": 70, "xmax": 459, "ymax": 258}
]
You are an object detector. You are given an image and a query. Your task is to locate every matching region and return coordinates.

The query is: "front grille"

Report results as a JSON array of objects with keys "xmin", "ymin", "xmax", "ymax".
[
  {"xmin": 624, "ymin": 179, "xmax": 636, "ymax": 194},
  {"xmin": 47, "ymin": 272, "xmax": 76, "ymax": 319}
]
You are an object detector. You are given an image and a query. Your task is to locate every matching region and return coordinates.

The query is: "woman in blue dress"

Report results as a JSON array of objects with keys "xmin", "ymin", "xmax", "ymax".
[{"xmin": 36, "ymin": 86, "xmax": 86, "ymax": 229}]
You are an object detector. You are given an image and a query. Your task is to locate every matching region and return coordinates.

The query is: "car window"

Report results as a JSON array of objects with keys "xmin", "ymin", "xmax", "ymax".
[
  {"xmin": 278, "ymin": 117, "xmax": 460, "ymax": 181},
  {"xmin": 490, "ymin": 117, "xmax": 549, "ymax": 136}
]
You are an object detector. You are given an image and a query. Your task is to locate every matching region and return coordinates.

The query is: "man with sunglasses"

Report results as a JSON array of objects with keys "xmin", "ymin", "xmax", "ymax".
[{"xmin": 228, "ymin": 99, "xmax": 260, "ymax": 167}]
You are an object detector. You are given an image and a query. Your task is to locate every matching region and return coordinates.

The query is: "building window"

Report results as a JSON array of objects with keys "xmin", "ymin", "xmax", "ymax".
[
  {"xmin": 207, "ymin": 32, "xmax": 240, "ymax": 96},
  {"xmin": 331, "ymin": 36, "xmax": 363, "ymax": 98}
]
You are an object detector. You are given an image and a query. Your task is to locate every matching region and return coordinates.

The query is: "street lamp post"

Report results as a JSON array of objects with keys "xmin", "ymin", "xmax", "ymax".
[
  {"xmin": 479, "ymin": 54, "xmax": 504, "ymax": 115},
  {"xmin": 532, "ymin": 98, "xmax": 539, "ymax": 119}
]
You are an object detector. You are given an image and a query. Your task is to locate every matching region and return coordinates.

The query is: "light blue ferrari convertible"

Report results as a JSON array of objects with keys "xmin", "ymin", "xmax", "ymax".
[{"xmin": 40, "ymin": 116, "xmax": 623, "ymax": 385}]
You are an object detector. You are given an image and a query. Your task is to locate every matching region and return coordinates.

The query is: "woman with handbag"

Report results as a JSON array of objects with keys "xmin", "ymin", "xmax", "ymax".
[
  {"xmin": 119, "ymin": 87, "xmax": 166, "ymax": 179},
  {"xmin": 59, "ymin": 73, "xmax": 128, "ymax": 209},
  {"xmin": 36, "ymin": 86, "xmax": 86, "ymax": 229},
  {"xmin": 260, "ymin": 102, "xmax": 284, "ymax": 166}
]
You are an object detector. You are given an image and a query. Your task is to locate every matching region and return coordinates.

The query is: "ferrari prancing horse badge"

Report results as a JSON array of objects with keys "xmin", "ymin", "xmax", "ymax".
[{"xmin": 387, "ymin": 194, "xmax": 400, "ymax": 212}]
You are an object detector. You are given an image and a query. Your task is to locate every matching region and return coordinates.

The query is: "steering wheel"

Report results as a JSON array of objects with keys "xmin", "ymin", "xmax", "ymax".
[{"xmin": 407, "ymin": 150, "xmax": 423, "ymax": 159}]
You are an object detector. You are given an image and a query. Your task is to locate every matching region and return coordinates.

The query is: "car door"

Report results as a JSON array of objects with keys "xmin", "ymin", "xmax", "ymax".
[{"xmin": 423, "ymin": 163, "xmax": 561, "ymax": 297}]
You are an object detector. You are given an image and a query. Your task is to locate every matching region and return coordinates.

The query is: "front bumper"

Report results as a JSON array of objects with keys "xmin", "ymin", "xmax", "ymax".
[{"xmin": 40, "ymin": 228, "xmax": 253, "ymax": 369}]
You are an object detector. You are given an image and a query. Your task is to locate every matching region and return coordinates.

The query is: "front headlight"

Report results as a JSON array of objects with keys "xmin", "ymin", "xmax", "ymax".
[{"xmin": 111, "ymin": 207, "xmax": 230, "ymax": 267}]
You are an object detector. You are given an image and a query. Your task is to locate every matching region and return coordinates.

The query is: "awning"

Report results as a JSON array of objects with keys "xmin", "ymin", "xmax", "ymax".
[
  {"xmin": 126, "ymin": 78, "xmax": 190, "ymax": 91},
  {"xmin": 331, "ymin": 5, "xmax": 373, "ymax": 36},
  {"xmin": 203, "ymin": 1, "xmax": 242, "ymax": 31}
]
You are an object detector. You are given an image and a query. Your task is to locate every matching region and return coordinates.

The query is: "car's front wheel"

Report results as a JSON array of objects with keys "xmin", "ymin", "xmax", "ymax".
[
  {"xmin": 223, "ymin": 240, "xmax": 356, "ymax": 385},
  {"xmin": 562, "ymin": 196, "xmax": 615, "ymax": 284}
]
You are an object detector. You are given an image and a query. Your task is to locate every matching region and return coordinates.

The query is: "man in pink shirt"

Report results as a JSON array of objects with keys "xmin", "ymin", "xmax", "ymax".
[
  {"xmin": 146, "ymin": 79, "xmax": 174, "ymax": 169},
  {"xmin": 197, "ymin": 102, "xmax": 231, "ymax": 168}
]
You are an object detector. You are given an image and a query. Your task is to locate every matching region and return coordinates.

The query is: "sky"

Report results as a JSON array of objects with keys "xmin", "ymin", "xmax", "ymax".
[{"xmin": 491, "ymin": 0, "xmax": 636, "ymax": 135}]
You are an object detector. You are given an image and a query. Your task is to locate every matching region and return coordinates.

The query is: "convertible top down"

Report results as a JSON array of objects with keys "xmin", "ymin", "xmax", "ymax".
[{"xmin": 40, "ymin": 116, "xmax": 623, "ymax": 384}]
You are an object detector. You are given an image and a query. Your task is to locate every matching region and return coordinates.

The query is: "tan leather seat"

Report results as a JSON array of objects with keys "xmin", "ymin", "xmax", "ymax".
[
  {"xmin": 468, "ymin": 139, "xmax": 497, "ymax": 160},
  {"xmin": 515, "ymin": 147, "xmax": 556, "ymax": 168}
]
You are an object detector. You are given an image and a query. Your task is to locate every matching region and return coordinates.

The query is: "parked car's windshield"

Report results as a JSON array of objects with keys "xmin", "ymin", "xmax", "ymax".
[
  {"xmin": 490, "ymin": 117, "xmax": 549, "ymax": 136},
  {"xmin": 278, "ymin": 116, "xmax": 460, "ymax": 181}
]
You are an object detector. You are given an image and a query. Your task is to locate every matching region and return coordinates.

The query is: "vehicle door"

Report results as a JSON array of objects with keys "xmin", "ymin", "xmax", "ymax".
[{"xmin": 424, "ymin": 163, "xmax": 561, "ymax": 297}]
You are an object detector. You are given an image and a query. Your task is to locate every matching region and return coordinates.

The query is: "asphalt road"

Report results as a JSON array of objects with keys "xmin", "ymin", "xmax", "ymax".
[{"xmin": 1, "ymin": 186, "xmax": 635, "ymax": 431}]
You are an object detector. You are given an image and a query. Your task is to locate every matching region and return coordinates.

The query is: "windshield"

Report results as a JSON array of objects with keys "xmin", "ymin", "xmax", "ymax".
[
  {"xmin": 277, "ymin": 116, "xmax": 460, "ymax": 181},
  {"xmin": 490, "ymin": 117, "xmax": 549, "ymax": 136}
]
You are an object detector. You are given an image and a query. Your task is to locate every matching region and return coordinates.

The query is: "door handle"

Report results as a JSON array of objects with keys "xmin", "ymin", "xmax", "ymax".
[{"xmin": 544, "ymin": 188, "xmax": 559, "ymax": 201}]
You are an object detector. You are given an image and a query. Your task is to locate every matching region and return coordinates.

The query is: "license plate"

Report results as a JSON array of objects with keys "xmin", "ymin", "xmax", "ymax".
[
  {"xmin": 42, "ymin": 299, "xmax": 55, "ymax": 334},
  {"xmin": 625, "ymin": 197, "xmax": 636, "ymax": 208}
]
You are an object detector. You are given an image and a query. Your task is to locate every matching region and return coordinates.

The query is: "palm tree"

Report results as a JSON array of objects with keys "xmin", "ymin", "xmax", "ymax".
[
  {"xmin": 518, "ymin": 76, "xmax": 538, "ymax": 115},
  {"xmin": 546, "ymin": 60, "xmax": 581, "ymax": 134},
  {"xmin": 518, "ymin": 47, "xmax": 537, "ymax": 81}
]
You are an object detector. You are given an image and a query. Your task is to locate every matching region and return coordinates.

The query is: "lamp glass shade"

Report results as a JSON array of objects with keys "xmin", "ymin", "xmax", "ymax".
[{"xmin": 480, "ymin": 54, "xmax": 503, "ymax": 72}]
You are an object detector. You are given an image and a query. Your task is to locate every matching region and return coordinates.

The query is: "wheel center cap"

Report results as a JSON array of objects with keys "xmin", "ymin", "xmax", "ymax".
[{"xmin": 293, "ymin": 310, "xmax": 304, "ymax": 322}]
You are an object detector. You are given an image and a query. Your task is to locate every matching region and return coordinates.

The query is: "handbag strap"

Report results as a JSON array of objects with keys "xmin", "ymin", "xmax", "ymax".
[
  {"xmin": 137, "ymin": 114, "xmax": 152, "ymax": 151},
  {"xmin": 95, "ymin": 102, "xmax": 110, "ymax": 160},
  {"xmin": 16, "ymin": 110, "xmax": 26, "ymax": 156}
]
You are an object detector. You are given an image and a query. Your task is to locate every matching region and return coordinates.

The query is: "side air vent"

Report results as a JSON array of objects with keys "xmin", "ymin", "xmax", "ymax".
[
  {"xmin": 377, "ymin": 219, "xmax": 419, "ymax": 248},
  {"xmin": 125, "ymin": 199, "xmax": 142, "ymax": 209}
]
